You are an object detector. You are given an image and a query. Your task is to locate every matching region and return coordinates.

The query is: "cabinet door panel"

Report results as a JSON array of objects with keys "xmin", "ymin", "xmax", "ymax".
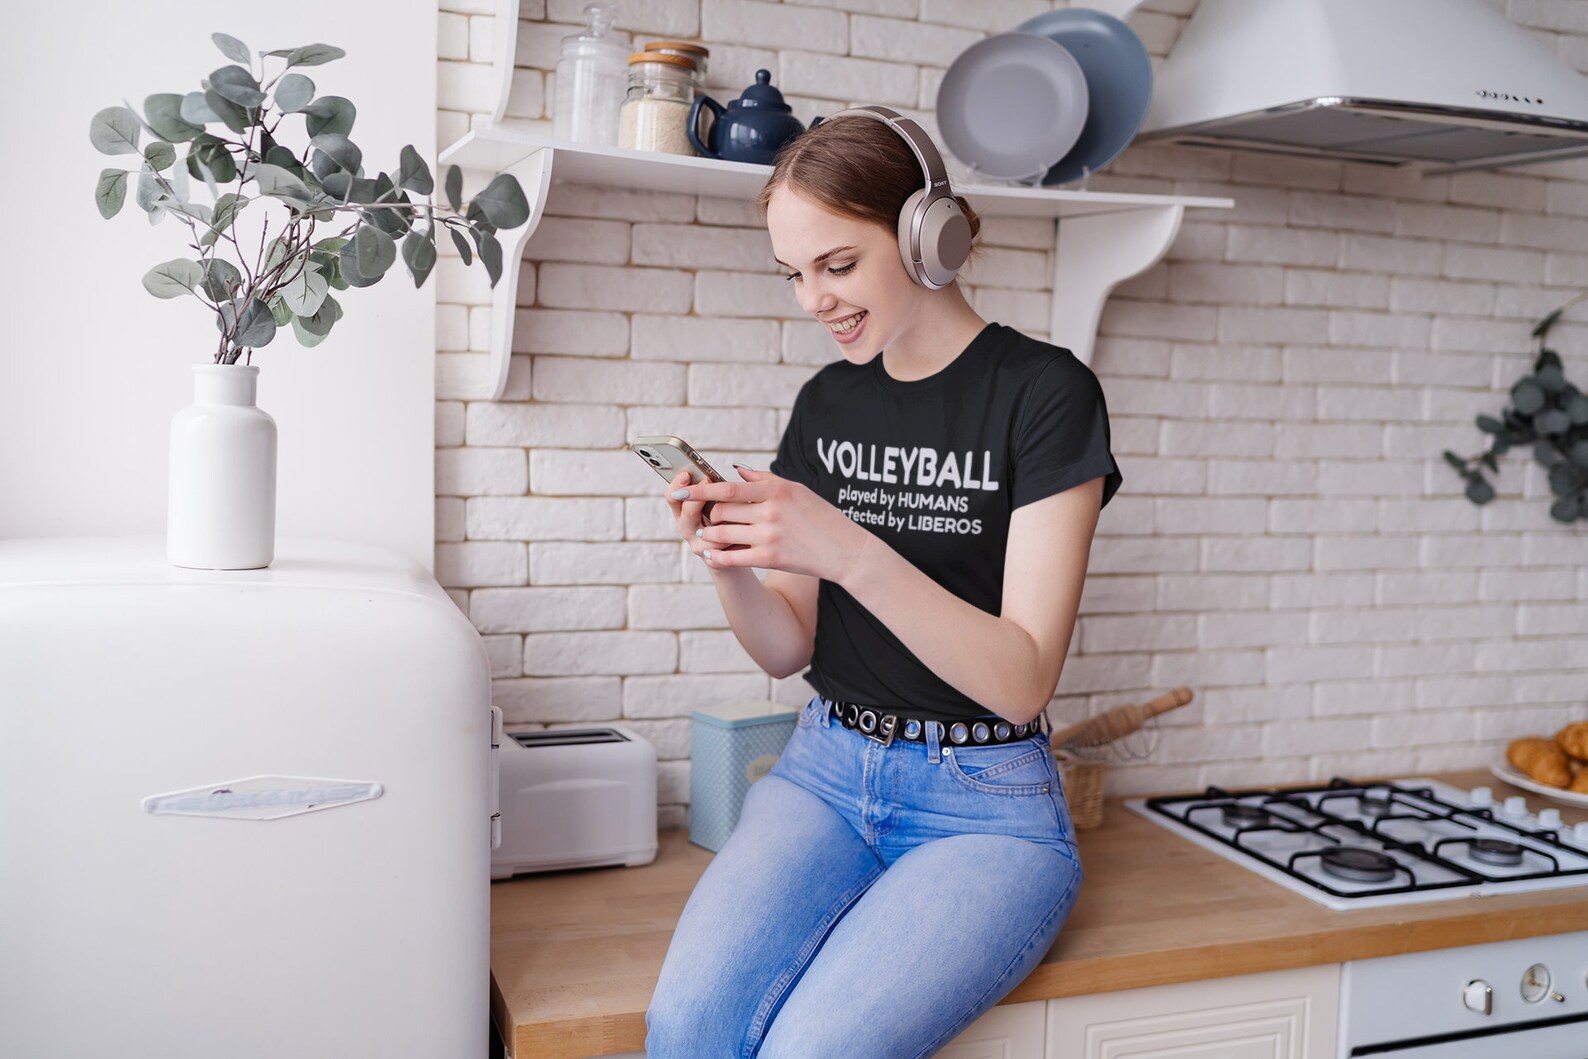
[
  {"xmin": 936, "ymin": 1001, "xmax": 1046, "ymax": 1059},
  {"xmin": 1046, "ymin": 965, "xmax": 1338, "ymax": 1059}
]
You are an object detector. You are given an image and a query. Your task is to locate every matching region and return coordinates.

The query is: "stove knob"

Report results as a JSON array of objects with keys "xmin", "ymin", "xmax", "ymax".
[
  {"xmin": 1469, "ymin": 786, "xmax": 1493, "ymax": 807},
  {"xmin": 1463, "ymin": 979, "xmax": 1493, "ymax": 1015},
  {"xmin": 1502, "ymin": 795, "xmax": 1528, "ymax": 816},
  {"xmin": 1538, "ymin": 808, "xmax": 1563, "ymax": 830}
]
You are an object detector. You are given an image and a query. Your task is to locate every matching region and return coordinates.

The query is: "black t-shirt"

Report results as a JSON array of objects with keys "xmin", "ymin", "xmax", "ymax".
[{"xmin": 769, "ymin": 322, "xmax": 1122, "ymax": 724}]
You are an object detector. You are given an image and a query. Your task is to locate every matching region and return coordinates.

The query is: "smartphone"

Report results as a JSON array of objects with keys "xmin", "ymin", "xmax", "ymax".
[{"xmin": 632, "ymin": 435, "xmax": 726, "ymax": 523}]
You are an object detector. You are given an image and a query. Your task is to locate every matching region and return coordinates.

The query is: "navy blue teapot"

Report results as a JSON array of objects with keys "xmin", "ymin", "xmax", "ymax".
[{"xmin": 688, "ymin": 69, "xmax": 807, "ymax": 165}]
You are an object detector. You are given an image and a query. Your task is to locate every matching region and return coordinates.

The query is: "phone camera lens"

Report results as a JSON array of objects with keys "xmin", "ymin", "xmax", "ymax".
[{"xmin": 639, "ymin": 448, "xmax": 662, "ymax": 467}]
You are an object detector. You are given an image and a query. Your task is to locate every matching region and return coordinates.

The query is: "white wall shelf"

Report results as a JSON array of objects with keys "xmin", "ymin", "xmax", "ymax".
[{"xmin": 438, "ymin": 0, "xmax": 1232, "ymax": 401}]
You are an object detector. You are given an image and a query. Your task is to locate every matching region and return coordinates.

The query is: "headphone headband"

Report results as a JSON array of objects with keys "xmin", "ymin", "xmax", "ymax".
[{"xmin": 826, "ymin": 105, "xmax": 951, "ymax": 190}]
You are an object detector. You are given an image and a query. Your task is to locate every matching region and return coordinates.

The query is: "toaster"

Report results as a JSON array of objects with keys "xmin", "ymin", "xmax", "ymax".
[{"xmin": 491, "ymin": 724, "xmax": 658, "ymax": 879}]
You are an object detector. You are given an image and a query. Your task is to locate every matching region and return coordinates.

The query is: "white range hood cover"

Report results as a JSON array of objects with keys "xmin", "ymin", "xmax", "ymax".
[{"xmin": 1118, "ymin": 0, "xmax": 1588, "ymax": 173}]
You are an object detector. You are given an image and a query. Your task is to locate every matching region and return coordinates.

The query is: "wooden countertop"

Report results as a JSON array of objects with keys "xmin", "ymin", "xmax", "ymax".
[{"xmin": 490, "ymin": 769, "xmax": 1588, "ymax": 1058}]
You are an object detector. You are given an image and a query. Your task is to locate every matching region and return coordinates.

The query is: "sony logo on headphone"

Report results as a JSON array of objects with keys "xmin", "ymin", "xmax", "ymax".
[{"xmin": 930, "ymin": 179, "xmax": 948, "ymax": 189}]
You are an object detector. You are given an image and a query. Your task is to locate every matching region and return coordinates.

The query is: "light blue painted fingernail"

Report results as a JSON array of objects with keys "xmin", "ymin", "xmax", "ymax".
[
  {"xmin": 671, "ymin": 489, "xmax": 690, "ymax": 500},
  {"xmin": 695, "ymin": 528, "xmax": 703, "ymax": 538},
  {"xmin": 703, "ymin": 549, "xmax": 712, "ymax": 560}
]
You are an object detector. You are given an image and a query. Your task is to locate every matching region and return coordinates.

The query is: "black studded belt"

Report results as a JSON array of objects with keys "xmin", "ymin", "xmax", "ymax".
[{"xmin": 825, "ymin": 700, "xmax": 1046, "ymax": 748}]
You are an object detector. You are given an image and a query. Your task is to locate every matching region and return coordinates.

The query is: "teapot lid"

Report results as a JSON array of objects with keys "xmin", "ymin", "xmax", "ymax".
[{"xmin": 735, "ymin": 69, "xmax": 789, "ymax": 110}]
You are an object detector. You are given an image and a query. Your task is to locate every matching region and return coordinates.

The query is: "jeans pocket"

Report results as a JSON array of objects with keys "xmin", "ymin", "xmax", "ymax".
[
  {"xmin": 796, "ymin": 695, "xmax": 826, "ymax": 728},
  {"xmin": 942, "ymin": 743, "xmax": 1053, "ymax": 796}
]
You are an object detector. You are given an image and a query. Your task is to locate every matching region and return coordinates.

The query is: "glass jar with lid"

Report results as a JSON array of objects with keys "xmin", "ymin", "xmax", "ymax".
[
  {"xmin": 619, "ymin": 52, "xmax": 699, "ymax": 155},
  {"xmin": 642, "ymin": 40, "xmax": 710, "ymax": 93},
  {"xmin": 553, "ymin": 3, "xmax": 630, "ymax": 145}
]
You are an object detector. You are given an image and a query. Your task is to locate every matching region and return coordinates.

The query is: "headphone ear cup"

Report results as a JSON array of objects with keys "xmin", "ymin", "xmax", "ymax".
[
  {"xmin": 896, "ymin": 188, "xmax": 931, "ymax": 287},
  {"xmin": 896, "ymin": 190, "xmax": 972, "ymax": 289},
  {"xmin": 919, "ymin": 197, "xmax": 972, "ymax": 289}
]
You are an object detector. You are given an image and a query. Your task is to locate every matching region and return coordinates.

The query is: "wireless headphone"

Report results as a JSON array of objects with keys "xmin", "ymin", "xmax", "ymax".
[{"xmin": 822, "ymin": 105, "xmax": 973, "ymax": 290}]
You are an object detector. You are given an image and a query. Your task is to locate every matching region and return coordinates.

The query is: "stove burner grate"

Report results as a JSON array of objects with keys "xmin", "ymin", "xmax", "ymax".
[
  {"xmin": 1318, "ymin": 845, "xmax": 1399, "ymax": 883},
  {"xmin": 1359, "ymin": 794, "xmax": 1394, "ymax": 817}
]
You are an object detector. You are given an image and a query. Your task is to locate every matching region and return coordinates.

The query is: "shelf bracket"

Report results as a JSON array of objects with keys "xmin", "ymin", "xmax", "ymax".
[
  {"xmin": 440, "ymin": 143, "xmax": 553, "ymax": 400},
  {"xmin": 1051, "ymin": 203, "xmax": 1183, "ymax": 367}
]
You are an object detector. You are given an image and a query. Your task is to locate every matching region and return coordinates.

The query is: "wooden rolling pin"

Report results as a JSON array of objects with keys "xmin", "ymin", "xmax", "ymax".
[{"xmin": 1049, "ymin": 687, "xmax": 1194, "ymax": 750}]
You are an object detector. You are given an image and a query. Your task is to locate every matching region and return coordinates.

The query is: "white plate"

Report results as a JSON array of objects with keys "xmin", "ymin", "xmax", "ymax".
[
  {"xmin": 1490, "ymin": 759, "xmax": 1588, "ymax": 808},
  {"xmin": 936, "ymin": 32, "xmax": 1089, "ymax": 184}
]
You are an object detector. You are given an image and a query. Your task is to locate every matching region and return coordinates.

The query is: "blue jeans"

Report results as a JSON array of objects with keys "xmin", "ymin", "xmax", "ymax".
[{"xmin": 647, "ymin": 695, "xmax": 1083, "ymax": 1059}]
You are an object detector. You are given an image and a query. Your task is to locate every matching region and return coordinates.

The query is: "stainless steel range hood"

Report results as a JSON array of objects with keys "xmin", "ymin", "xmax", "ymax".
[{"xmin": 1119, "ymin": 0, "xmax": 1588, "ymax": 175}]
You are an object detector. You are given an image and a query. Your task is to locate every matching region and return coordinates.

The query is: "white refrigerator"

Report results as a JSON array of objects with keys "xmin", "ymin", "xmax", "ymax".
[{"xmin": 0, "ymin": 536, "xmax": 494, "ymax": 1058}]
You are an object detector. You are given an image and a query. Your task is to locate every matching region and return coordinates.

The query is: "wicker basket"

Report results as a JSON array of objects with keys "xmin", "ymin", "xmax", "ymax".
[{"xmin": 1054, "ymin": 749, "xmax": 1105, "ymax": 830}]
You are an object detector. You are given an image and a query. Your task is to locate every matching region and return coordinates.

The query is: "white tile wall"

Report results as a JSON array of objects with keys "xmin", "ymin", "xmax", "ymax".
[{"xmin": 436, "ymin": 0, "xmax": 1588, "ymax": 817}]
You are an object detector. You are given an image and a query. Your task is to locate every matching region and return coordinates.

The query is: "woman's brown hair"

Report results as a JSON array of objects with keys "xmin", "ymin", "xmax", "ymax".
[{"xmin": 756, "ymin": 115, "xmax": 981, "ymax": 259}]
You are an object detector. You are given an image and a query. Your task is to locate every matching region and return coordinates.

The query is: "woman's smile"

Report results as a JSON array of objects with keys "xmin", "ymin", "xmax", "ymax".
[{"xmin": 828, "ymin": 310, "xmax": 867, "ymax": 342}]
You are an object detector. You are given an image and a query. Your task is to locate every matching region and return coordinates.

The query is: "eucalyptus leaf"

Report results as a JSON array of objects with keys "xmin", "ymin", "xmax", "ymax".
[
  {"xmin": 271, "ymin": 43, "xmax": 346, "ymax": 69},
  {"xmin": 1534, "ymin": 439, "xmax": 1564, "ymax": 467},
  {"xmin": 1571, "ymin": 439, "xmax": 1588, "ymax": 469},
  {"xmin": 473, "ymin": 227, "xmax": 503, "ymax": 287},
  {"xmin": 209, "ymin": 65, "xmax": 266, "ymax": 108},
  {"xmin": 162, "ymin": 200, "xmax": 214, "ymax": 225},
  {"xmin": 134, "ymin": 168, "xmax": 165, "ymax": 213},
  {"xmin": 355, "ymin": 223, "xmax": 396, "ymax": 277},
  {"xmin": 449, "ymin": 226, "xmax": 472, "ymax": 265},
  {"xmin": 145, "ymin": 93, "xmax": 204, "ymax": 142},
  {"xmin": 1512, "ymin": 379, "xmax": 1546, "ymax": 416},
  {"xmin": 1550, "ymin": 496, "xmax": 1579, "ymax": 523},
  {"xmin": 1536, "ymin": 348, "xmax": 1563, "ymax": 372},
  {"xmin": 338, "ymin": 239, "xmax": 382, "ymax": 288},
  {"xmin": 1464, "ymin": 477, "xmax": 1495, "ymax": 505},
  {"xmin": 251, "ymin": 163, "xmax": 314, "ymax": 205},
  {"xmin": 474, "ymin": 173, "xmax": 530, "ymax": 229},
  {"xmin": 402, "ymin": 229, "xmax": 437, "ymax": 288},
  {"xmin": 292, "ymin": 293, "xmax": 342, "ymax": 346},
  {"xmin": 95, "ymin": 169, "xmax": 129, "ymax": 219},
  {"xmin": 234, "ymin": 297, "xmax": 277, "ymax": 348},
  {"xmin": 89, "ymin": 106, "xmax": 141, "ymax": 155},
  {"xmin": 320, "ymin": 171, "xmax": 351, "ymax": 202},
  {"xmin": 143, "ymin": 141, "xmax": 176, "ymax": 172},
  {"xmin": 303, "ymin": 95, "xmax": 355, "ymax": 137},
  {"xmin": 179, "ymin": 90, "xmax": 222, "ymax": 126},
  {"xmin": 310, "ymin": 132, "xmax": 361, "ymax": 174},
  {"xmin": 445, "ymin": 164, "xmax": 462, "ymax": 213},
  {"xmin": 1475, "ymin": 414, "xmax": 1502, "ymax": 434},
  {"xmin": 187, "ymin": 138, "xmax": 237, "ymax": 184},
  {"xmin": 275, "ymin": 73, "xmax": 315, "ymax": 113},
  {"xmin": 211, "ymin": 32, "xmax": 251, "ymax": 64},
  {"xmin": 1532, "ymin": 308, "xmax": 1564, "ymax": 339},
  {"xmin": 1536, "ymin": 365, "xmax": 1568, "ymax": 394},
  {"xmin": 142, "ymin": 259, "xmax": 204, "ymax": 298},
  {"xmin": 204, "ymin": 89, "xmax": 249, "ymax": 134},
  {"xmin": 282, "ymin": 268, "xmax": 330, "ymax": 316},
  {"xmin": 1535, "ymin": 408, "xmax": 1571, "ymax": 435},
  {"xmin": 200, "ymin": 258, "xmax": 243, "ymax": 302},
  {"xmin": 397, "ymin": 145, "xmax": 434, "ymax": 195},
  {"xmin": 1568, "ymin": 394, "xmax": 1588, "ymax": 425},
  {"xmin": 269, "ymin": 295, "xmax": 293, "ymax": 327}
]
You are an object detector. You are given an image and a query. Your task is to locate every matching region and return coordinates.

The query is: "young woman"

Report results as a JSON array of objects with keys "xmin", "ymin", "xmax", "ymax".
[{"xmin": 645, "ymin": 108, "xmax": 1122, "ymax": 1059}]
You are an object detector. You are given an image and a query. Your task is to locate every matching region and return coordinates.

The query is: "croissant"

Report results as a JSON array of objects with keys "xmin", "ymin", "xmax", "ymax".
[
  {"xmin": 1573, "ymin": 770, "xmax": 1588, "ymax": 795},
  {"xmin": 1508, "ymin": 736, "xmax": 1572, "ymax": 788},
  {"xmin": 1555, "ymin": 721, "xmax": 1588, "ymax": 762}
]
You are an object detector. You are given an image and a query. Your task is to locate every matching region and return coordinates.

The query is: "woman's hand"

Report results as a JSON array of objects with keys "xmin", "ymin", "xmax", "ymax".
[{"xmin": 675, "ymin": 466, "xmax": 870, "ymax": 582}]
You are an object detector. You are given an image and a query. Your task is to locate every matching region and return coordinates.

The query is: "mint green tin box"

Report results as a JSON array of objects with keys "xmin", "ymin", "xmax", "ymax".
[{"xmin": 689, "ymin": 700, "xmax": 798, "ymax": 851}]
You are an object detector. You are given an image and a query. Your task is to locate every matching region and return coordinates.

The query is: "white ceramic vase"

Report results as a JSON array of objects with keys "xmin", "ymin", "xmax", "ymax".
[{"xmin": 166, "ymin": 364, "xmax": 277, "ymax": 570}]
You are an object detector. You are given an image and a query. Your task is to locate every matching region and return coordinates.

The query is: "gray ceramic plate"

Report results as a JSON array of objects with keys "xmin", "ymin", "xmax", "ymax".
[
  {"xmin": 936, "ymin": 31, "xmax": 1089, "ymax": 183},
  {"xmin": 1017, "ymin": 8, "xmax": 1153, "ymax": 186}
]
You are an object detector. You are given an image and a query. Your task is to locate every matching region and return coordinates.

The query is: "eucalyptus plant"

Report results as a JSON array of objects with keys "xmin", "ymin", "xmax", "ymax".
[
  {"xmin": 1445, "ymin": 294, "xmax": 1588, "ymax": 523},
  {"xmin": 90, "ymin": 32, "xmax": 529, "ymax": 364}
]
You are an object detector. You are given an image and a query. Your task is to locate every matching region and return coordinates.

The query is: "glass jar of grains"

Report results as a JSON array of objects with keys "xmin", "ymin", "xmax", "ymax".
[{"xmin": 619, "ymin": 52, "xmax": 698, "ymax": 155}]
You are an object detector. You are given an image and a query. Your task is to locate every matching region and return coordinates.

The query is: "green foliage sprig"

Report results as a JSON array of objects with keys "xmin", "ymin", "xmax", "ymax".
[
  {"xmin": 91, "ymin": 32, "xmax": 529, "ymax": 364},
  {"xmin": 1445, "ymin": 294, "xmax": 1588, "ymax": 522}
]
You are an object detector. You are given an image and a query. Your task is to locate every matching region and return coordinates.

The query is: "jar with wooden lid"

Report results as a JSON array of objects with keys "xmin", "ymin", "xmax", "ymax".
[
  {"xmin": 642, "ymin": 40, "xmax": 710, "ymax": 91},
  {"xmin": 619, "ymin": 52, "xmax": 698, "ymax": 155}
]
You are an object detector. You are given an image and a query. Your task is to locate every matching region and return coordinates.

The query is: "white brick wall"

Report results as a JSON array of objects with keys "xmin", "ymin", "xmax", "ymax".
[{"xmin": 436, "ymin": 0, "xmax": 1588, "ymax": 817}]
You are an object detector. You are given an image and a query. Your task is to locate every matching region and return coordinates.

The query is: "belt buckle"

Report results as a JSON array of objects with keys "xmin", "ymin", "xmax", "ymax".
[{"xmin": 864, "ymin": 712, "xmax": 897, "ymax": 748}]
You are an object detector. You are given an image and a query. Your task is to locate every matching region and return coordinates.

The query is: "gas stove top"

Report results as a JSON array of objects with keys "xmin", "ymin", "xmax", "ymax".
[{"xmin": 1127, "ymin": 777, "xmax": 1588, "ymax": 910}]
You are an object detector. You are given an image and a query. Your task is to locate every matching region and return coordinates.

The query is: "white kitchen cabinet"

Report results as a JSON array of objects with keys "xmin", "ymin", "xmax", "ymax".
[
  {"xmin": 1045, "ymin": 965, "xmax": 1340, "ymax": 1059},
  {"xmin": 436, "ymin": 0, "xmax": 1233, "ymax": 400},
  {"xmin": 937, "ymin": 1000, "xmax": 1048, "ymax": 1059}
]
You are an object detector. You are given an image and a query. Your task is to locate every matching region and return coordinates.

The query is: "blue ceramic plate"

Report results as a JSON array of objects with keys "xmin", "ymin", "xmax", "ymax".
[
  {"xmin": 1017, "ymin": 8, "xmax": 1153, "ymax": 186},
  {"xmin": 936, "ymin": 31, "xmax": 1089, "ymax": 183}
]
